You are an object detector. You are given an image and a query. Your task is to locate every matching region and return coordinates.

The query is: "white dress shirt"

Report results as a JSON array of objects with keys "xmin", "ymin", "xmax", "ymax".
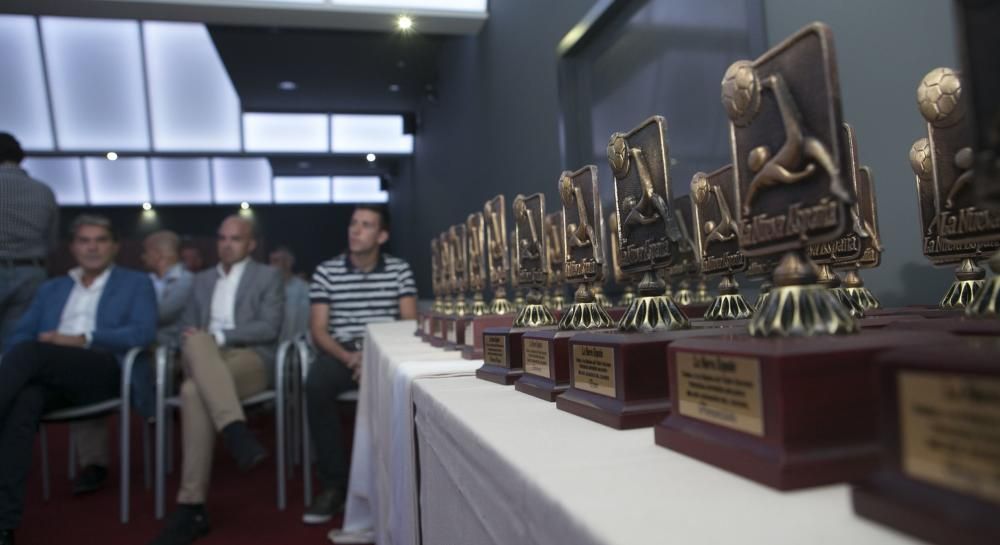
[
  {"xmin": 209, "ymin": 258, "xmax": 248, "ymax": 346},
  {"xmin": 57, "ymin": 266, "xmax": 113, "ymax": 345}
]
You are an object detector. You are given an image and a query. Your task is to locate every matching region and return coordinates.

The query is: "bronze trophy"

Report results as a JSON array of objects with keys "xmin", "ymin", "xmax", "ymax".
[
  {"xmin": 655, "ymin": 23, "xmax": 952, "ymax": 489},
  {"xmin": 460, "ymin": 211, "xmax": 515, "ymax": 360},
  {"xmin": 477, "ymin": 194, "xmax": 557, "ymax": 385},
  {"xmin": 689, "ymin": 165, "xmax": 754, "ymax": 320},
  {"xmin": 608, "ymin": 212, "xmax": 636, "ymax": 306},
  {"xmin": 429, "ymin": 232, "xmax": 453, "ymax": 347},
  {"xmin": 517, "ymin": 167, "xmax": 616, "ymax": 401},
  {"xmin": 671, "ymin": 195, "xmax": 713, "ymax": 314},
  {"xmin": 441, "ymin": 224, "xmax": 470, "ymax": 350},
  {"xmin": 545, "ymin": 211, "xmax": 567, "ymax": 312},
  {"xmin": 484, "ymin": 195, "xmax": 514, "ymax": 315}
]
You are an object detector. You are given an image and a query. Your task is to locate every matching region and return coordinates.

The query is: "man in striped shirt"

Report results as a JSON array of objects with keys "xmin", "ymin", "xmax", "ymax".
[{"xmin": 304, "ymin": 205, "xmax": 416, "ymax": 524}]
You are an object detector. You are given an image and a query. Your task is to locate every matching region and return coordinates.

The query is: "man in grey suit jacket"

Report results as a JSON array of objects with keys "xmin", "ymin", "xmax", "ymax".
[{"xmin": 150, "ymin": 215, "xmax": 283, "ymax": 545}]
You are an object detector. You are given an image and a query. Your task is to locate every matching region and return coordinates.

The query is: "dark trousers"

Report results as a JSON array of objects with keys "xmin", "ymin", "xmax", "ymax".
[
  {"xmin": 305, "ymin": 353, "xmax": 358, "ymax": 492},
  {"xmin": 0, "ymin": 341, "xmax": 120, "ymax": 529}
]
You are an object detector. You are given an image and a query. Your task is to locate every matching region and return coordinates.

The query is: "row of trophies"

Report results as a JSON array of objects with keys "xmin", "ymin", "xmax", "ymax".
[{"xmin": 415, "ymin": 21, "xmax": 998, "ymax": 545}]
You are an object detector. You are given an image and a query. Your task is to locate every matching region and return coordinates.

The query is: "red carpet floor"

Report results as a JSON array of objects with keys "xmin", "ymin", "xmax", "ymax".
[{"xmin": 17, "ymin": 407, "xmax": 367, "ymax": 545}]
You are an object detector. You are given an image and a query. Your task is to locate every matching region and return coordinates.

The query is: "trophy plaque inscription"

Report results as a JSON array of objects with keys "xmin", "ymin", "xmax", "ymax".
[
  {"xmin": 517, "ymin": 167, "xmax": 616, "ymax": 401},
  {"xmin": 852, "ymin": 340, "xmax": 1000, "ymax": 545},
  {"xmin": 690, "ymin": 165, "xmax": 753, "ymax": 320},
  {"xmin": 477, "ymin": 194, "xmax": 557, "ymax": 385},
  {"xmin": 654, "ymin": 23, "xmax": 944, "ymax": 488}
]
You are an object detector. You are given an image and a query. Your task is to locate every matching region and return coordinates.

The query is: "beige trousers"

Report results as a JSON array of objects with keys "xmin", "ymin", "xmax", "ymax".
[
  {"xmin": 176, "ymin": 332, "xmax": 267, "ymax": 504},
  {"xmin": 70, "ymin": 418, "xmax": 110, "ymax": 468}
]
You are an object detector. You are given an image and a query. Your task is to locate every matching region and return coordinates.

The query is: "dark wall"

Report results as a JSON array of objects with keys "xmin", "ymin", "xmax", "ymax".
[
  {"xmin": 53, "ymin": 204, "xmax": 374, "ymax": 278},
  {"xmin": 397, "ymin": 0, "xmax": 599, "ymax": 297}
]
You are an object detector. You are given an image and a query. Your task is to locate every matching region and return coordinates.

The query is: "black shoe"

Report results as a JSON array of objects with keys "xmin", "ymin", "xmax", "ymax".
[
  {"xmin": 221, "ymin": 421, "xmax": 268, "ymax": 471},
  {"xmin": 149, "ymin": 505, "xmax": 210, "ymax": 545},
  {"xmin": 72, "ymin": 464, "xmax": 108, "ymax": 496},
  {"xmin": 302, "ymin": 487, "xmax": 344, "ymax": 525},
  {"xmin": 0, "ymin": 529, "xmax": 13, "ymax": 545}
]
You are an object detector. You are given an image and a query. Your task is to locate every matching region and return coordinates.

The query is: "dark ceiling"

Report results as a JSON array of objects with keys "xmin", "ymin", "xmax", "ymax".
[{"xmin": 209, "ymin": 25, "xmax": 444, "ymax": 115}]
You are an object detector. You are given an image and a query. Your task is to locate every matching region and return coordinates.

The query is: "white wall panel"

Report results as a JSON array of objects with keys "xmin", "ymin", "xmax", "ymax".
[
  {"xmin": 243, "ymin": 113, "xmax": 329, "ymax": 153},
  {"xmin": 332, "ymin": 175, "xmax": 388, "ymax": 203},
  {"xmin": 0, "ymin": 16, "xmax": 55, "ymax": 151},
  {"xmin": 84, "ymin": 157, "xmax": 151, "ymax": 205},
  {"xmin": 144, "ymin": 22, "xmax": 242, "ymax": 152},
  {"xmin": 21, "ymin": 157, "xmax": 86, "ymax": 205},
  {"xmin": 331, "ymin": 114, "xmax": 413, "ymax": 153},
  {"xmin": 41, "ymin": 17, "xmax": 150, "ymax": 152},
  {"xmin": 150, "ymin": 157, "xmax": 213, "ymax": 204},
  {"xmin": 274, "ymin": 176, "xmax": 331, "ymax": 203},
  {"xmin": 332, "ymin": 0, "xmax": 487, "ymax": 12},
  {"xmin": 211, "ymin": 157, "xmax": 272, "ymax": 203}
]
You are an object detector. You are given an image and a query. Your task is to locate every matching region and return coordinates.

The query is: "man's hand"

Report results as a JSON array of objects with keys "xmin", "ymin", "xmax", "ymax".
[
  {"xmin": 345, "ymin": 351, "xmax": 363, "ymax": 382},
  {"xmin": 182, "ymin": 327, "xmax": 202, "ymax": 338},
  {"xmin": 38, "ymin": 331, "xmax": 86, "ymax": 347}
]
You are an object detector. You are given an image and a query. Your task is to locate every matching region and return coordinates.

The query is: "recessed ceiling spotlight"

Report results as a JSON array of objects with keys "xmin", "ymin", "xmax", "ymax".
[
  {"xmin": 396, "ymin": 15, "xmax": 413, "ymax": 31},
  {"xmin": 278, "ymin": 80, "xmax": 297, "ymax": 91},
  {"xmin": 106, "ymin": 152, "xmax": 118, "ymax": 161},
  {"xmin": 240, "ymin": 201, "xmax": 250, "ymax": 210},
  {"xmin": 298, "ymin": 161, "xmax": 311, "ymax": 169},
  {"xmin": 388, "ymin": 83, "xmax": 401, "ymax": 93},
  {"xmin": 142, "ymin": 202, "xmax": 152, "ymax": 211},
  {"xmin": 366, "ymin": 153, "xmax": 377, "ymax": 163}
]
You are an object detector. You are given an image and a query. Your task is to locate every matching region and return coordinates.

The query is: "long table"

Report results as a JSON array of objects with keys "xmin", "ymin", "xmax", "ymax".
[{"xmin": 348, "ymin": 321, "xmax": 920, "ymax": 545}]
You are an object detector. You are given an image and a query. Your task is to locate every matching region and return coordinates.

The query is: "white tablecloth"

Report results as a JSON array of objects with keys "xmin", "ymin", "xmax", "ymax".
[
  {"xmin": 342, "ymin": 321, "xmax": 480, "ymax": 545},
  {"xmin": 412, "ymin": 376, "xmax": 921, "ymax": 545}
]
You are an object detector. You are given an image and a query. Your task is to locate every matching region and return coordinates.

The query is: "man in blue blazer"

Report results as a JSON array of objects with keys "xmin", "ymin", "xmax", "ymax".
[{"xmin": 0, "ymin": 214, "xmax": 157, "ymax": 545}]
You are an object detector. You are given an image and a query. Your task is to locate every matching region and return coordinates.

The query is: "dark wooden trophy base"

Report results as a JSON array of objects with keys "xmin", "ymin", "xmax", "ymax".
[
  {"xmin": 851, "ymin": 339, "xmax": 1000, "ymax": 545},
  {"xmin": 419, "ymin": 313, "xmax": 441, "ymax": 343},
  {"xmin": 653, "ymin": 330, "xmax": 955, "ymax": 490},
  {"xmin": 428, "ymin": 316, "xmax": 447, "ymax": 347},
  {"xmin": 887, "ymin": 315, "xmax": 1000, "ymax": 337},
  {"xmin": 440, "ymin": 316, "xmax": 468, "ymax": 350},
  {"xmin": 460, "ymin": 315, "xmax": 514, "ymax": 360},
  {"xmin": 555, "ymin": 328, "xmax": 735, "ymax": 429},
  {"xmin": 476, "ymin": 326, "xmax": 557, "ymax": 385},
  {"xmin": 866, "ymin": 306, "xmax": 964, "ymax": 319},
  {"xmin": 515, "ymin": 328, "xmax": 615, "ymax": 402}
]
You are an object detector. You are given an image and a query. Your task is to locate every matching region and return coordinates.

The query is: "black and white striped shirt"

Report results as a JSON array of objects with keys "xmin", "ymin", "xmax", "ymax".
[
  {"xmin": 0, "ymin": 165, "xmax": 58, "ymax": 260},
  {"xmin": 310, "ymin": 253, "xmax": 417, "ymax": 343}
]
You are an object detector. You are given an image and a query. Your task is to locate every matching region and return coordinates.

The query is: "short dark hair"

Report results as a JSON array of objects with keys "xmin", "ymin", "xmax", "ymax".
[
  {"xmin": 354, "ymin": 205, "xmax": 390, "ymax": 231},
  {"xmin": 0, "ymin": 133, "xmax": 24, "ymax": 164},
  {"xmin": 70, "ymin": 214, "xmax": 118, "ymax": 241}
]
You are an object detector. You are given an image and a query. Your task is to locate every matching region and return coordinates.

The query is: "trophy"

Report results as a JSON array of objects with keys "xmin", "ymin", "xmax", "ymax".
[
  {"xmin": 809, "ymin": 123, "xmax": 881, "ymax": 318},
  {"xmin": 420, "ymin": 237, "xmax": 444, "ymax": 341},
  {"xmin": 510, "ymin": 229, "xmax": 526, "ymax": 312},
  {"xmin": 477, "ymin": 194, "xmax": 557, "ymax": 384},
  {"xmin": 484, "ymin": 195, "xmax": 514, "ymax": 315},
  {"xmin": 516, "ymin": 167, "xmax": 617, "ymax": 401},
  {"xmin": 429, "ymin": 232, "xmax": 453, "ymax": 347},
  {"xmin": 545, "ymin": 211, "xmax": 568, "ymax": 312},
  {"xmin": 558, "ymin": 116, "xmax": 727, "ymax": 429},
  {"xmin": 441, "ymin": 224, "xmax": 470, "ymax": 350},
  {"xmin": 690, "ymin": 165, "xmax": 754, "ymax": 320},
  {"xmin": 608, "ymin": 212, "xmax": 636, "ymax": 306},
  {"xmin": 674, "ymin": 195, "xmax": 715, "ymax": 310},
  {"xmin": 853, "ymin": 9, "xmax": 1000, "ymax": 542},
  {"xmin": 460, "ymin": 211, "xmax": 515, "ymax": 360},
  {"xmin": 655, "ymin": 23, "xmax": 950, "ymax": 489}
]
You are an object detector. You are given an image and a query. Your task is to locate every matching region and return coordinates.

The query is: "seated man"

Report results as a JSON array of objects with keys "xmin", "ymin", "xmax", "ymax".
[
  {"xmin": 268, "ymin": 246, "xmax": 310, "ymax": 343},
  {"xmin": 0, "ymin": 215, "xmax": 157, "ymax": 545},
  {"xmin": 150, "ymin": 215, "xmax": 283, "ymax": 545},
  {"xmin": 304, "ymin": 205, "xmax": 416, "ymax": 525},
  {"xmin": 68, "ymin": 229, "xmax": 194, "ymax": 496}
]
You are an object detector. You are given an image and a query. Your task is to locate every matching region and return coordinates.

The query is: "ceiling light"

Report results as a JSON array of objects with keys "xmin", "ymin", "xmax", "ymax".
[
  {"xmin": 396, "ymin": 16, "xmax": 413, "ymax": 31},
  {"xmin": 240, "ymin": 201, "xmax": 250, "ymax": 210},
  {"xmin": 278, "ymin": 80, "xmax": 297, "ymax": 91},
  {"xmin": 142, "ymin": 201, "xmax": 152, "ymax": 210},
  {"xmin": 298, "ymin": 161, "xmax": 311, "ymax": 169},
  {"xmin": 366, "ymin": 153, "xmax": 376, "ymax": 162},
  {"xmin": 106, "ymin": 151, "xmax": 118, "ymax": 161},
  {"xmin": 388, "ymin": 83, "xmax": 400, "ymax": 93}
]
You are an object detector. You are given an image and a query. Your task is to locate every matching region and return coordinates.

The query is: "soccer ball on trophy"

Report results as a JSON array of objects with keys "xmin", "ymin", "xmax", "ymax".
[
  {"xmin": 721, "ymin": 60, "xmax": 761, "ymax": 127},
  {"xmin": 917, "ymin": 67, "xmax": 964, "ymax": 128},
  {"xmin": 607, "ymin": 132, "xmax": 630, "ymax": 179},
  {"xmin": 908, "ymin": 137, "xmax": 933, "ymax": 180}
]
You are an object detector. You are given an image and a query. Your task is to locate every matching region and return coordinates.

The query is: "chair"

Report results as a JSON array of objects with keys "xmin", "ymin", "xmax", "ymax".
[
  {"xmin": 153, "ymin": 340, "xmax": 302, "ymax": 519},
  {"xmin": 37, "ymin": 346, "xmax": 155, "ymax": 524},
  {"xmin": 295, "ymin": 338, "xmax": 359, "ymax": 505}
]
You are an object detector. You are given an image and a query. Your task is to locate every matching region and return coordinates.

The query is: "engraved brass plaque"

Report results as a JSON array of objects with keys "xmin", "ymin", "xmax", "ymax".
[
  {"xmin": 691, "ymin": 165, "xmax": 746, "ymax": 277},
  {"xmin": 724, "ymin": 23, "xmax": 852, "ymax": 257},
  {"xmin": 483, "ymin": 334, "xmax": 507, "ymax": 367},
  {"xmin": 899, "ymin": 371, "xmax": 1000, "ymax": 505},
  {"xmin": 560, "ymin": 166, "xmax": 605, "ymax": 284},
  {"xmin": 572, "ymin": 344, "xmax": 616, "ymax": 398},
  {"xmin": 676, "ymin": 351, "xmax": 764, "ymax": 436},
  {"xmin": 523, "ymin": 338, "xmax": 551, "ymax": 378}
]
